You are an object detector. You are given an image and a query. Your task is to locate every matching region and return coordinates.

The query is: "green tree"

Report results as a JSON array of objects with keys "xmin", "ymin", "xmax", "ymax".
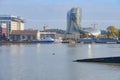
[
  {"xmin": 83, "ymin": 33, "xmax": 88, "ymax": 38},
  {"xmin": 118, "ymin": 29, "xmax": 120, "ymax": 38},
  {"xmin": 107, "ymin": 26, "xmax": 119, "ymax": 38}
]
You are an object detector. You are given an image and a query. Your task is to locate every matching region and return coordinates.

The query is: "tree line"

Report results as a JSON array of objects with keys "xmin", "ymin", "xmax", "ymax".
[{"xmin": 107, "ymin": 26, "xmax": 120, "ymax": 38}]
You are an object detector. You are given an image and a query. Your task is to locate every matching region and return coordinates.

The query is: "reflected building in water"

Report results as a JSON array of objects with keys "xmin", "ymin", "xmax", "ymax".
[{"xmin": 66, "ymin": 7, "xmax": 82, "ymax": 34}]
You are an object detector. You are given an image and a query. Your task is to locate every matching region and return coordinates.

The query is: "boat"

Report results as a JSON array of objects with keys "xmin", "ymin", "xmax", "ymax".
[
  {"xmin": 32, "ymin": 37, "xmax": 55, "ymax": 43},
  {"xmin": 77, "ymin": 38, "xmax": 94, "ymax": 43},
  {"xmin": 95, "ymin": 38, "xmax": 118, "ymax": 44},
  {"xmin": 117, "ymin": 40, "xmax": 120, "ymax": 44},
  {"xmin": 77, "ymin": 38, "xmax": 119, "ymax": 44}
]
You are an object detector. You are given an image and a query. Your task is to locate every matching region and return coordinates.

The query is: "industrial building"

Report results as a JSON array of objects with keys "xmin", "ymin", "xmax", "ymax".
[{"xmin": 10, "ymin": 30, "xmax": 40, "ymax": 41}]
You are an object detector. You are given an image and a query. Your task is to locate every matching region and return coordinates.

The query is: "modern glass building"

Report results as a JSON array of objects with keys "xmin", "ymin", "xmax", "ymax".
[
  {"xmin": 0, "ymin": 15, "xmax": 24, "ymax": 38},
  {"xmin": 82, "ymin": 27, "xmax": 101, "ymax": 37},
  {"xmin": 67, "ymin": 7, "xmax": 82, "ymax": 34}
]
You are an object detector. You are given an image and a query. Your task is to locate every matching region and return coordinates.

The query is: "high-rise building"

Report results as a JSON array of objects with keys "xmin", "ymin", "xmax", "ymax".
[
  {"xmin": 0, "ymin": 15, "xmax": 24, "ymax": 38},
  {"xmin": 67, "ymin": 7, "xmax": 82, "ymax": 34}
]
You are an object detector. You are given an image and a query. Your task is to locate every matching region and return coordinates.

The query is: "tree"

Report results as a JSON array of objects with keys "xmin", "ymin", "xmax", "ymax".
[
  {"xmin": 118, "ymin": 29, "xmax": 120, "ymax": 38},
  {"xmin": 45, "ymin": 29, "xmax": 66, "ymax": 34},
  {"xmin": 107, "ymin": 26, "xmax": 119, "ymax": 38},
  {"xmin": 83, "ymin": 32, "xmax": 89, "ymax": 38}
]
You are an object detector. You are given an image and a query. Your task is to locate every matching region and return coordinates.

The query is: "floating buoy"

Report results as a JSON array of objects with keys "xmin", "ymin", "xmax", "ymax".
[{"xmin": 52, "ymin": 53, "xmax": 55, "ymax": 55}]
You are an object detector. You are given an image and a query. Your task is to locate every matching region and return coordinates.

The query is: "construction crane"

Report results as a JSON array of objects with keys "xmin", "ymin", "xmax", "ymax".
[{"xmin": 43, "ymin": 24, "xmax": 47, "ymax": 32}]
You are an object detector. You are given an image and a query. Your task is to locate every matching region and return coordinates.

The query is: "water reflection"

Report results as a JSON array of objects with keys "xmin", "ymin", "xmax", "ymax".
[
  {"xmin": 9, "ymin": 44, "xmax": 24, "ymax": 55},
  {"xmin": 88, "ymin": 44, "xmax": 92, "ymax": 58},
  {"xmin": 9, "ymin": 55, "xmax": 25, "ymax": 80},
  {"xmin": 0, "ymin": 43, "xmax": 120, "ymax": 80}
]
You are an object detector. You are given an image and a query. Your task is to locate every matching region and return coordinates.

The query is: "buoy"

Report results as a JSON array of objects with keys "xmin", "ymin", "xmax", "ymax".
[{"xmin": 52, "ymin": 53, "xmax": 55, "ymax": 55}]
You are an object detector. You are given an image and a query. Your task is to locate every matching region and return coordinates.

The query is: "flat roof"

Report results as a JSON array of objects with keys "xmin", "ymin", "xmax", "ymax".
[
  {"xmin": 0, "ymin": 15, "xmax": 24, "ymax": 23},
  {"xmin": 11, "ymin": 30, "xmax": 39, "ymax": 35}
]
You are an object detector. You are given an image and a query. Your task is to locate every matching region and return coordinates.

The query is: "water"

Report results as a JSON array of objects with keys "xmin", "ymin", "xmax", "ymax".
[{"xmin": 0, "ymin": 43, "xmax": 120, "ymax": 80}]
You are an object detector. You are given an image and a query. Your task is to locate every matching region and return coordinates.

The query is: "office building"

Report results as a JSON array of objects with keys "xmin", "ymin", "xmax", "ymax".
[
  {"xmin": 0, "ymin": 23, "xmax": 7, "ymax": 37},
  {"xmin": 0, "ymin": 15, "xmax": 24, "ymax": 38},
  {"xmin": 67, "ymin": 7, "xmax": 82, "ymax": 34}
]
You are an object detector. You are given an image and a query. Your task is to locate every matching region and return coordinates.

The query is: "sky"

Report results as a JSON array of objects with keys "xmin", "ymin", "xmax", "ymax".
[{"xmin": 0, "ymin": 0, "xmax": 120, "ymax": 30}]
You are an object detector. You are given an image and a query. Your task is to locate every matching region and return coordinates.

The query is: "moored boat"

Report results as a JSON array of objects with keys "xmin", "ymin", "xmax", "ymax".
[
  {"xmin": 77, "ymin": 38, "xmax": 94, "ymax": 43},
  {"xmin": 95, "ymin": 38, "xmax": 118, "ymax": 44},
  {"xmin": 117, "ymin": 40, "xmax": 120, "ymax": 44},
  {"xmin": 32, "ymin": 37, "xmax": 55, "ymax": 43}
]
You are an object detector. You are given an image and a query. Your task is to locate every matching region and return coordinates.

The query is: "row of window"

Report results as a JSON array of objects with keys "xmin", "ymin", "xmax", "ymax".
[
  {"xmin": 10, "ymin": 35, "xmax": 37, "ymax": 41},
  {"xmin": 0, "ymin": 17, "xmax": 24, "ymax": 23}
]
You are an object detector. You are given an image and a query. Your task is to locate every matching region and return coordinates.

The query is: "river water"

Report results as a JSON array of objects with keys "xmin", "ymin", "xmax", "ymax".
[{"xmin": 0, "ymin": 43, "xmax": 120, "ymax": 80}]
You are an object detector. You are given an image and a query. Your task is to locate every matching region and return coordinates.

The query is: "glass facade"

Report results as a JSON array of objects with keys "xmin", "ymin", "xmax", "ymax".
[
  {"xmin": 0, "ymin": 17, "xmax": 11, "ymax": 20},
  {"xmin": 67, "ymin": 7, "xmax": 82, "ymax": 34}
]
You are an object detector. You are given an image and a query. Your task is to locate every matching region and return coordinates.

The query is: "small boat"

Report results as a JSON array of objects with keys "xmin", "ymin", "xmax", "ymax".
[{"xmin": 32, "ymin": 37, "xmax": 55, "ymax": 43}]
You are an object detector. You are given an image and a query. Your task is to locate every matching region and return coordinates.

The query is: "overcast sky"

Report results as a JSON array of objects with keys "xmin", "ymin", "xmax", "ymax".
[{"xmin": 0, "ymin": 0, "xmax": 120, "ymax": 30}]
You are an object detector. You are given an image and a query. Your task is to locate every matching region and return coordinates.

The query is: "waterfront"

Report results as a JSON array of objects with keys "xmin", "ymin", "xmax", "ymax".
[{"xmin": 0, "ymin": 43, "xmax": 120, "ymax": 80}]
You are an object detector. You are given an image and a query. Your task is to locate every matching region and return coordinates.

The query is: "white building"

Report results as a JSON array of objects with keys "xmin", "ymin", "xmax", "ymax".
[
  {"xmin": 0, "ymin": 15, "xmax": 24, "ymax": 38},
  {"xmin": 40, "ymin": 32, "xmax": 56, "ymax": 39},
  {"xmin": 82, "ymin": 27, "xmax": 101, "ymax": 37}
]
